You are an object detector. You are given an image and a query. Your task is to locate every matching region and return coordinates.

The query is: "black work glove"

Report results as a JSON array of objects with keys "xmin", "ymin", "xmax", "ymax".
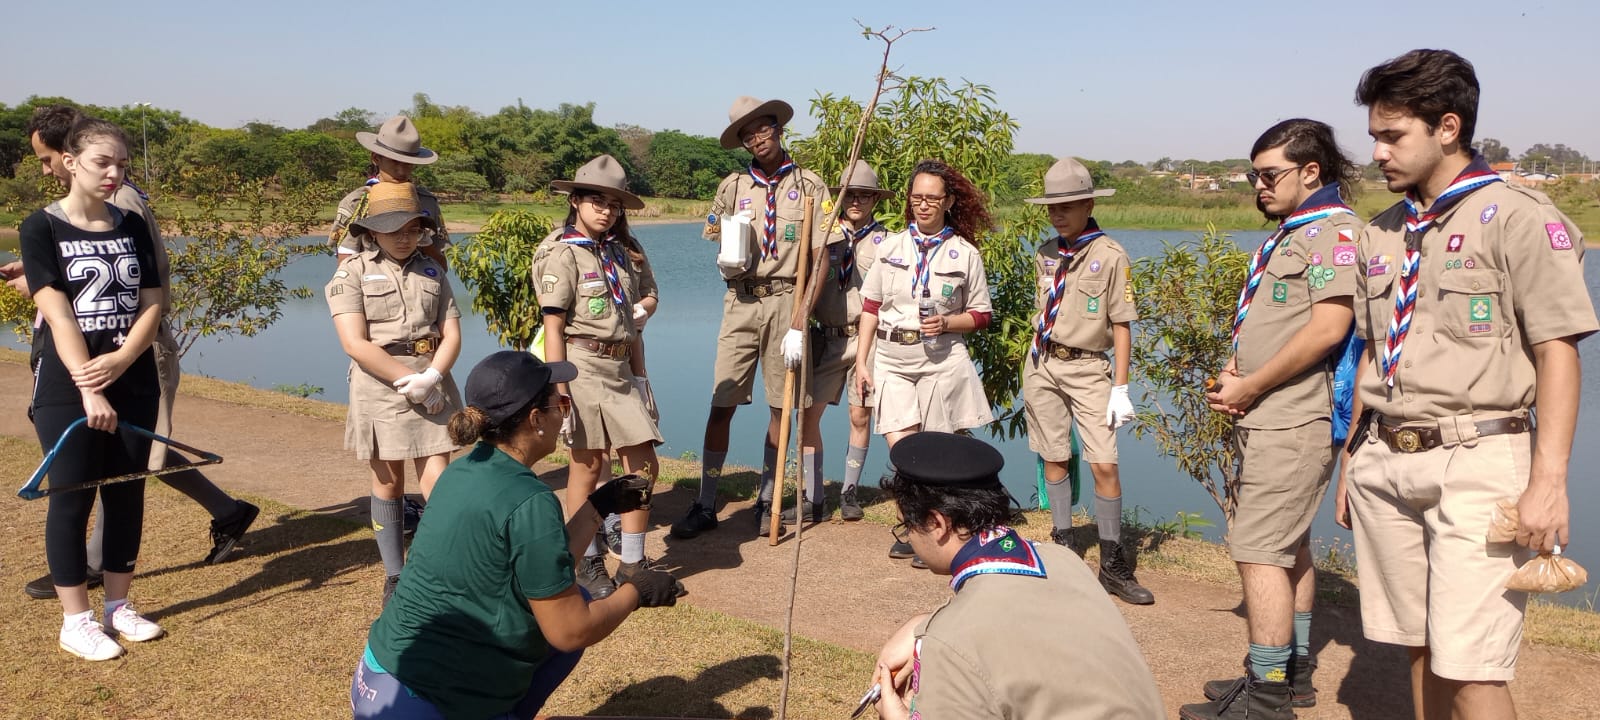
[
  {"xmin": 622, "ymin": 567, "xmax": 682, "ymax": 608},
  {"xmin": 587, "ymin": 474, "xmax": 652, "ymax": 517}
]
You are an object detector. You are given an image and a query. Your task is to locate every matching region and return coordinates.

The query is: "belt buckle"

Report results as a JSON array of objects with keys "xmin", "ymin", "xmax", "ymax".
[
  {"xmin": 414, "ymin": 338, "xmax": 435, "ymax": 355},
  {"xmin": 845, "ymin": 324, "xmax": 858, "ymax": 337},
  {"xmin": 752, "ymin": 284, "xmax": 770, "ymax": 298},
  {"xmin": 1395, "ymin": 429, "xmax": 1422, "ymax": 453},
  {"xmin": 1051, "ymin": 345, "xmax": 1070, "ymax": 361},
  {"xmin": 896, "ymin": 329, "xmax": 919, "ymax": 344}
]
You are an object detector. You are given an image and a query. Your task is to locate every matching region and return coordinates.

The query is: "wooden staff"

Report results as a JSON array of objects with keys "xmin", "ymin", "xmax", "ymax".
[{"xmin": 768, "ymin": 196, "xmax": 815, "ymax": 544}]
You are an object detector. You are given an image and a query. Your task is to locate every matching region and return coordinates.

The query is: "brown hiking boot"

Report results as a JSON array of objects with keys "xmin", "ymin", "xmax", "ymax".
[
  {"xmin": 1098, "ymin": 540, "xmax": 1155, "ymax": 605},
  {"xmin": 1180, "ymin": 672, "xmax": 1295, "ymax": 720},
  {"xmin": 1204, "ymin": 655, "xmax": 1316, "ymax": 708}
]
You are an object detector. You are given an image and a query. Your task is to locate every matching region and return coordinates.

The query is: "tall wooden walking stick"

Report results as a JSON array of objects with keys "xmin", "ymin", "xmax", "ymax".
[{"xmin": 768, "ymin": 196, "xmax": 815, "ymax": 544}]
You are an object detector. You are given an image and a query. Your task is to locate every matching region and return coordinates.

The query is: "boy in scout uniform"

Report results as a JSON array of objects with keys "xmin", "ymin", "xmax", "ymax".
[
  {"xmin": 671, "ymin": 97, "xmax": 830, "ymax": 539},
  {"xmin": 1020, "ymin": 158, "xmax": 1149, "ymax": 605},
  {"xmin": 329, "ymin": 115, "xmax": 451, "ymax": 270},
  {"xmin": 869, "ymin": 432, "xmax": 1163, "ymax": 720},
  {"xmin": 326, "ymin": 182, "xmax": 464, "ymax": 603},
  {"xmin": 1186, "ymin": 120, "xmax": 1363, "ymax": 720},
  {"xmin": 1342, "ymin": 49, "xmax": 1596, "ymax": 718}
]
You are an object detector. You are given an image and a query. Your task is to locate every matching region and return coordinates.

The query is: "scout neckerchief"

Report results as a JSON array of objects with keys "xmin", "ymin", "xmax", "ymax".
[
  {"xmin": 1031, "ymin": 218, "xmax": 1106, "ymax": 361},
  {"xmin": 839, "ymin": 220, "xmax": 882, "ymax": 291},
  {"xmin": 560, "ymin": 225, "xmax": 627, "ymax": 308},
  {"xmin": 948, "ymin": 525, "xmax": 1047, "ymax": 592},
  {"xmin": 1231, "ymin": 183, "xmax": 1355, "ymax": 351},
  {"xmin": 1382, "ymin": 156, "xmax": 1501, "ymax": 386},
  {"xmin": 909, "ymin": 223, "xmax": 955, "ymax": 294},
  {"xmin": 748, "ymin": 156, "xmax": 796, "ymax": 260}
]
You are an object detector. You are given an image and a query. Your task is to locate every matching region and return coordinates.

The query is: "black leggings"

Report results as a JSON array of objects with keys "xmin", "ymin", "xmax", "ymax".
[{"xmin": 34, "ymin": 399, "xmax": 157, "ymax": 586}]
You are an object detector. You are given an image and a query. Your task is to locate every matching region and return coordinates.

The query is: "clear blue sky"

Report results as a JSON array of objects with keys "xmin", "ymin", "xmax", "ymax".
[{"xmin": 5, "ymin": 0, "xmax": 1595, "ymax": 163}]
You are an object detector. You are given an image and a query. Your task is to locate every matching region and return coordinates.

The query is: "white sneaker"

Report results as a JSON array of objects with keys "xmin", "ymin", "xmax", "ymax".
[
  {"xmin": 60, "ymin": 614, "xmax": 124, "ymax": 661},
  {"xmin": 106, "ymin": 603, "xmax": 165, "ymax": 642}
]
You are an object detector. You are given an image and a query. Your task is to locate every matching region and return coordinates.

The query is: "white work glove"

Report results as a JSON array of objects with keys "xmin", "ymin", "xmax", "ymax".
[
  {"xmin": 634, "ymin": 376, "xmax": 658, "ymax": 421},
  {"xmin": 633, "ymin": 303, "xmax": 650, "ymax": 331},
  {"xmin": 394, "ymin": 367, "xmax": 443, "ymax": 404},
  {"xmin": 782, "ymin": 328, "xmax": 806, "ymax": 369},
  {"xmin": 421, "ymin": 386, "xmax": 445, "ymax": 415},
  {"xmin": 1106, "ymin": 384, "xmax": 1134, "ymax": 430},
  {"xmin": 559, "ymin": 411, "xmax": 574, "ymax": 447}
]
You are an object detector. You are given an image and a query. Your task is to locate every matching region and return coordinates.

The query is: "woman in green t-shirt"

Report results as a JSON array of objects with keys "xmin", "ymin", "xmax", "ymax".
[{"xmin": 352, "ymin": 352, "xmax": 683, "ymax": 719}]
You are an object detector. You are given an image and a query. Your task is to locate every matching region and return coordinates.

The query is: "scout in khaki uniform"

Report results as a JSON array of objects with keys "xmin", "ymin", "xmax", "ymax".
[
  {"xmin": 856, "ymin": 160, "xmax": 994, "ymax": 565},
  {"xmin": 1185, "ymin": 120, "xmax": 1363, "ymax": 720},
  {"xmin": 329, "ymin": 116, "xmax": 451, "ymax": 270},
  {"xmin": 671, "ymin": 97, "xmax": 830, "ymax": 540},
  {"xmin": 326, "ymin": 182, "xmax": 463, "ymax": 603},
  {"xmin": 869, "ymin": 432, "xmax": 1164, "ymax": 720},
  {"xmin": 1020, "ymin": 158, "xmax": 1149, "ymax": 605},
  {"xmin": 531, "ymin": 155, "xmax": 664, "ymax": 601},
  {"xmin": 1341, "ymin": 50, "xmax": 1597, "ymax": 719}
]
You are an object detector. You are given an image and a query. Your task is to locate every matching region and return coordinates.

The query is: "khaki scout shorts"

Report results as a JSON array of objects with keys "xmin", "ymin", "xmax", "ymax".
[
  {"xmin": 148, "ymin": 330, "xmax": 181, "ymax": 471},
  {"xmin": 810, "ymin": 332, "xmax": 856, "ymax": 407},
  {"xmin": 1022, "ymin": 354, "xmax": 1116, "ymax": 464},
  {"xmin": 711, "ymin": 288, "xmax": 795, "ymax": 408},
  {"xmin": 1347, "ymin": 428, "xmax": 1533, "ymax": 682},
  {"xmin": 1228, "ymin": 420, "xmax": 1334, "ymax": 567},
  {"xmin": 872, "ymin": 337, "xmax": 992, "ymax": 434},
  {"xmin": 566, "ymin": 347, "xmax": 663, "ymax": 450},
  {"xmin": 345, "ymin": 354, "xmax": 461, "ymax": 461}
]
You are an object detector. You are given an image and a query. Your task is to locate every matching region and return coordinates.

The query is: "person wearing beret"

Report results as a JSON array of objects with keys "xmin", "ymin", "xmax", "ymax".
[{"xmin": 870, "ymin": 432, "xmax": 1162, "ymax": 719}]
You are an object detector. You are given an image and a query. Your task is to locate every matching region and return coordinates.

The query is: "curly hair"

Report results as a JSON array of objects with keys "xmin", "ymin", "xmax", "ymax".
[
  {"xmin": 880, "ymin": 471, "xmax": 1018, "ymax": 536},
  {"xmin": 26, "ymin": 105, "xmax": 82, "ymax": 152},
  {"xmin": 902, "ymin": 159, "xmax": 993, "ymax": 244}
]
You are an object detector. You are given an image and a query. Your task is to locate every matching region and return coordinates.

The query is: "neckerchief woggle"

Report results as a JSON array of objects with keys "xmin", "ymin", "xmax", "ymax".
[
  {"xmin": 948, "ymin": 525, "xmax": 1047, "ymax": 592},
  {"xmin": 839, "ymin": 220, "xmax": 882, "ymax": 291},
  {"xmin": 909, "ymin": 223, "xmax": 955, "ymax": 294},
  {"xmin": 748, "ymin": 157, "xmax": 797, "ymax": 260},
  {"xmin": 1032, "ymin": 218, "xmax": 1106, "ymax": 360},
  {"xmin": 1382, "ymin": 155, "xmax": 1502, "ymax": 386},
  {"xmin": 1231, "ymin": 183, "xmax": 1355, "ymax": 350},
  {"xmin": 560, "ymin": 226, "xmax": 627, "ymax": 308}
]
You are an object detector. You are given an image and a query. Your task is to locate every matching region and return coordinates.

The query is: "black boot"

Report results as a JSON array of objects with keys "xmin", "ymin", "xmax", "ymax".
[
  {"xmin": 1180, "ymin": 671, "xmax": 1295, "ymax": 720},
  {"xmin": 751, "ymin": 500, "xmax": 787, "ymax": 537},
  {"xmin": 670, "ymin": 502, "xmax": 718, "ymax": 539},
  {"xmin": 1204, "ymin": 655, "xmax": 1316, "ymax": 708},
  {"xmin": 576, "ymin": 554, "xmax": 615, "ymax": 600},
  {"xmin": 1098, "ymin": 540, "xmax": 1155, "ymax": 605},
  {"xmin": 779, "ymin": 499, "xmax": 825, "ymax": 525},
  {"xmin": 839, "ymin": 488, "xmax": 864, "ymax": 521}
]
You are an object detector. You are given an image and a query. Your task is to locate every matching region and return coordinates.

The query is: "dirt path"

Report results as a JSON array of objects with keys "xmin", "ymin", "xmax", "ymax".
[{"xmin": 2, "ymin": 360, "xmax": 1593, "ymax": 719}]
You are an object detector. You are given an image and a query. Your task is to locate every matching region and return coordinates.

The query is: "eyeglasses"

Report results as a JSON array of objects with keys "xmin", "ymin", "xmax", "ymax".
[
  {"xmin": 907, "ymin": 194, "xmax": 947, "ymax": 207},
  {"xmin": 1246, "ymin": 166, "xmax": 1305, "ymax": 187},
  {"xmin": 544, "ymin": 393, "xmax": 572, "ymax": 415},
  {"xmin": 387, "ymin": 227, "xmax": 431, "ymax": 242},
  {"xmin": 581, "ymin": 195, "xmax": 622, "ymax": 214},
  {"xmin": 843, "ymin": 191, "xmax": 879, "ymax": 206},
  {"xmin": 891, "ymin": 521, "xmax": 909, "ymax": 544},
  {"xmin": 740, "ymin": 125, "xmax": 780, "ymax": 148}
]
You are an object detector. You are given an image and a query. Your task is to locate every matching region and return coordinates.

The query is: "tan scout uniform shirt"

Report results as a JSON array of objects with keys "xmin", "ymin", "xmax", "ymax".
[
  {"xmin": 909, "ymin": 543, "xmax": 1164, "ymax": 719},
  {"xmin": 530, "ymin": 229, "xmax": 658, "ymax": 345},
  {"xmin": 1355, "ymin": 183, "xmax": 1597, "ymax": 420},
  {"xmin": 1031, "ymin": 233, "xmax": 1138, "ymax": 353},
  {"xmin": 1237, "ymin": 212, "xmax": 1363, "ymax": 429},
  {"xmin": 814, "ymin": 221, "xmax": 886, "ymax": 329},
  {"xmin": 863, "ymin": 231, "xmax": 993, "ymax": 331},
  {"xmin": 329, "ymin": 183, "xmax": 451, "ymax": 255},
  {"xmin": 703, "ymin": 166, "xmax": 830, "ymax": 281},
  {"xmin": 326, "ymin": 249, "xmax": 460, "ymax": 348}
]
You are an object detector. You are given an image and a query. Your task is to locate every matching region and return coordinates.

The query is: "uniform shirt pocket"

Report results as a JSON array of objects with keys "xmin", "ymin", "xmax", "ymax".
[
  {"xmin": 416, "ymin": 280, "xmax": 441, "ymax": 321},
  {"xmin": 1264, "ymin": 253, "xmax": 1309, "ymax": 306},
  {"xmin": 577, "ymin": 280, "xmax": 614, "ymax": 321},
  {"xmin": 1077, "ymin": 277, "xmax": 1108, "ymax": 319},
  {"xmin": 930, "ymin": 269, "xmax": 967, "ymax": 312},
  {"xmin": 1436, "ymin": 268, "xmax": 1507, "ymax": 339},
  {"xmin": 361, "ymin": 280, "xmax": 401, "ymax": 322}
]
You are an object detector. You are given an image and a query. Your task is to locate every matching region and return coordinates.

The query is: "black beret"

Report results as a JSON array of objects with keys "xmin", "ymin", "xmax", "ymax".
[{"xmin": 889, "ymin": 432, "xmax": 1005, "ymax": 488}]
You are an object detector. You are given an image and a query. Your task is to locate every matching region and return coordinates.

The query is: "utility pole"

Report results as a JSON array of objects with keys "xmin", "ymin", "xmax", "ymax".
[
  {"xmin": 137, "ymin": 102, "xmax": 151, "ymax": 186},
  {"xmin": 1187, "ymin": 161, "xmax": 1195, "ymax": 191}
]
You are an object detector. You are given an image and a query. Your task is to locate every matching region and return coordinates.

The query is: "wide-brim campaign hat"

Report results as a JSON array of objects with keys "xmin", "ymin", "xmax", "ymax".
[
  {"xmin": 465, "ymin": 351, "xmax": 578, "ymax": 427},
  {"xmin": 349, "ymin": 181, "xmax": 440, "ymax": 236},
  {"xmin": 719, "ymin": 96, "xmax": 795, "ymax": 149},
  {"xmin": 550, "ymin": 154, "xmax": 645, "ymax": 211},
  {"xmin": 830, "ymin": 160, "xmax": 896, "ymax": 199},
  {"xmin": 357, "ymin": 116, "xmax": 439, "ymax": 166},
  {"xmin": 1024, "ymin": 157, "xmax": 1116, "ymax": 205}
]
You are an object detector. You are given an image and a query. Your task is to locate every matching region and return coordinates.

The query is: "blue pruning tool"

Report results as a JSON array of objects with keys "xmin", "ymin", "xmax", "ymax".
[{"xmin": 16, "ymin": 418, "xmax": 224, "ymax": 500}]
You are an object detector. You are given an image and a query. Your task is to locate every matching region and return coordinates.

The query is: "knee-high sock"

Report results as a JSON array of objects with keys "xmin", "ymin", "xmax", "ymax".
[
  {"xmin": 842, "ymin": 445, "xmax": 869, "ymax": 493},
  {"xmin": 803, "ymin": 449, "xmax": 824, "ymax": 505},
  {"xmin": 1095, "ymin": 493, "xmax": 1122, "ymax": 542},
  {"xmin": 696, "ymin": 451, "xmax": 727, "ymax": 508},
  {"xmin": 757, "ymin": 444, "xmax": 779, "ymax": 503},
  {"xmin": 1045, "ymin": 479, "xmax": 1075, "ymax": 531},
  {"xmin": 1293, "ymin": 611, "xmax": 1313, "ymax": 657},
  {"xmin": 372, "ymin": 495, "xmax": 405, "ymax": 577}
]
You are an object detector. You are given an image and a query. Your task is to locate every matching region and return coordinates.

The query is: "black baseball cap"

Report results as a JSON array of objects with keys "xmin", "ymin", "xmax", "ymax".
[
  {"xmin": 463, "ymin": 351, "xmax": 577, "ymax": 426},
  {"xmin": 889, "ymin": 432, "xmax": 1005, "ymax": 488}
]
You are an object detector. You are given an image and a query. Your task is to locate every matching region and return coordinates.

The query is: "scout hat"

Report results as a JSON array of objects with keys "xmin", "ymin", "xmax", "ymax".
[
  {"xmin": 830, "ymin": 160, "xmax": 896, "ymax": 199},
  {"xmin": 1024, "ymin": 157, "xmax": 1116, "ymax": 205},
  {"xmin": 349, "ymin": 181, "xmax": 439, "ymax": 236},
  {"xmin": 357, "ymin": 116, "xmax": 439, "ymax": 166},
  {"xmin": 719, "ymin": 96, "xmax": 794, "ymax": 149},
  {"xmin": 889, "ymin": 432, "xmax": 1005, "ymax": 488},
  {"xmin": 464, "ymin": 351, "xmax": 578, "ymax": 426},
  {"xmin": 550, "ymin": 154, "xmax": 645, "ymax": 210}
]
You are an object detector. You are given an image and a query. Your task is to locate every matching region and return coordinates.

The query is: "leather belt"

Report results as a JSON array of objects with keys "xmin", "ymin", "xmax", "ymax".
[
  {"xmin": 567, "ymin": 337, "xmax": 631, "ymax": 360},
  {"xmin": 877, "ymin": 327, "xmax": 923, "ymax": 345},
  {"xmin": 1046, "ymin": 342, "xmax": 1105, "ymax": 362},
  {"xmin": 1375, "ymin": 415, "xmax": 1530, "ymax": 453},
  {"xmin": 815, "ymin": 324, "xmax": 857, "ymax": 338},
  {"xmin": 727, "ymin": 278, "xmax": 794, "ymax": 298},
  {"xmin": 383, "ymin": 337, "xmax": 440, "ymax": 356}
]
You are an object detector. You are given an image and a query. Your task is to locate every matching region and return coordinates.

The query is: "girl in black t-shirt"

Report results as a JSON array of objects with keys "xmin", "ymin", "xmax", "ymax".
[{"xmin": 20, "ymin": 117, "xmax": 165, "ymax": 662}]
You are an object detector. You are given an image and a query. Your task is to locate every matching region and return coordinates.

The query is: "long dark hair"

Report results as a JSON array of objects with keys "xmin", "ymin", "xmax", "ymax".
[
  {"xmin": 902, "ymin": 159, "xmax": 992, "ymax": 245},
  {"xmin": 1250, "ymin": 119, "xmax": 1360, "ymax": 210},
  {"xmin": 1355, "ymin": 49, "xmax": 1480, "ymax": 147},
  {"xmin": 881, "ymin": 471, "xmax": 1016, "ymax": 535},
  {"xmin": 564, "ymin": 191, "xmax": 645, "ymax": 264}
]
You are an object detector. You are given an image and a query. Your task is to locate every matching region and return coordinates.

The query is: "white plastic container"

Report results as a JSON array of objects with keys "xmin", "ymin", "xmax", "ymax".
[{"xmin": 718, "ymin": 211, "xmax": 754, "ymax": 278}]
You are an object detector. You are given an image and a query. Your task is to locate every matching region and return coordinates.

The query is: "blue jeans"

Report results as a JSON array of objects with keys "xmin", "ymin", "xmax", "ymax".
[{"xmin": 350, "ymin": 644, "xmax": 583, "ymax": 719}]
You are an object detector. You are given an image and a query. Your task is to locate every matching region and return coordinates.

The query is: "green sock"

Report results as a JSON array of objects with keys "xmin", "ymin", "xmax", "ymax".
[
  {"xmin": 1293, "ymin": 611, "xmax": 1313, "ymax": 657},
  {"xmin": 1249, "ymin": 643, "xmax": 1292, "ymax": 684}
]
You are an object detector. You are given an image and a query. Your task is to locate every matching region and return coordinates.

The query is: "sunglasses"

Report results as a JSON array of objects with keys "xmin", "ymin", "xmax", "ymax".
[{"xmin": 1246, "ymin": 165, "xmax": 1305, "ymax": 187}]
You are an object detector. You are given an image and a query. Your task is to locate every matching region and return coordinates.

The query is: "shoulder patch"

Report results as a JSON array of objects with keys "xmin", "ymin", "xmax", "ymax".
[
  {"xmin": 1546, "ymin": 223, "xmax": 1574, "ymax": 251},
  {"xmin": 334, "ymin": 270, "xmax": 349, "ymax": 279}
]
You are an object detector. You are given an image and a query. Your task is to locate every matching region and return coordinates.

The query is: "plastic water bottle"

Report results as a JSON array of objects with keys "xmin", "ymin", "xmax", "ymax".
[{"xmin": 918, "ymin": 287, "xmax": 937, "ymax": 346}]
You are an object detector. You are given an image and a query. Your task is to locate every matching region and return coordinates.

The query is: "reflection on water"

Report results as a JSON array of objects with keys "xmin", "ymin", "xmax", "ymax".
[{"xmin": 6, "ymin": 223, "xmax": 1598, "ymax": 606}]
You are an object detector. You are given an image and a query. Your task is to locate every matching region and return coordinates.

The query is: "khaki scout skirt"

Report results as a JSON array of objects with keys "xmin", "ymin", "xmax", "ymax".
[
  {"xmin": 566, "ymin": 346, "xmax": 664, "ymax": 451},
  {"xmin": 871, "ymin": 334, "xmax": 993, "ymax": 434},
  {"xmin": 344, "ymin": 354, "xmax": 461, "ymax": 461}
]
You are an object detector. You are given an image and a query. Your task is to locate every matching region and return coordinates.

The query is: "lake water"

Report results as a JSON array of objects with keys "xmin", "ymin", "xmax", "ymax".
[{"xmin": 7, "ymin": 223, "xmax": 1599, "ymax": 606}]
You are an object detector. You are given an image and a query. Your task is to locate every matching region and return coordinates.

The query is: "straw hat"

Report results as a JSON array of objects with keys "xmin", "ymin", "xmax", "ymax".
[
  {"xmin": 349, "ymin": 181, "xmax": 439, "ymax": 236},
  {"xmin": 830, "ymin": 160, "xmax": 896, "ymax": 199},
  {"xmin": 356, "ymin": 116, "xmax": 438, "ymax": 165},
  {"xmin": 718, "ymin": 96, "xmax": 794, "ymax": 149},
  {"xmin": 550, "ymin": 155, "xmax": 644, "ymax": 210},
  {"xmin": 1024, "ymin": 158, "xmax": 1115, "ymax": 205}
]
